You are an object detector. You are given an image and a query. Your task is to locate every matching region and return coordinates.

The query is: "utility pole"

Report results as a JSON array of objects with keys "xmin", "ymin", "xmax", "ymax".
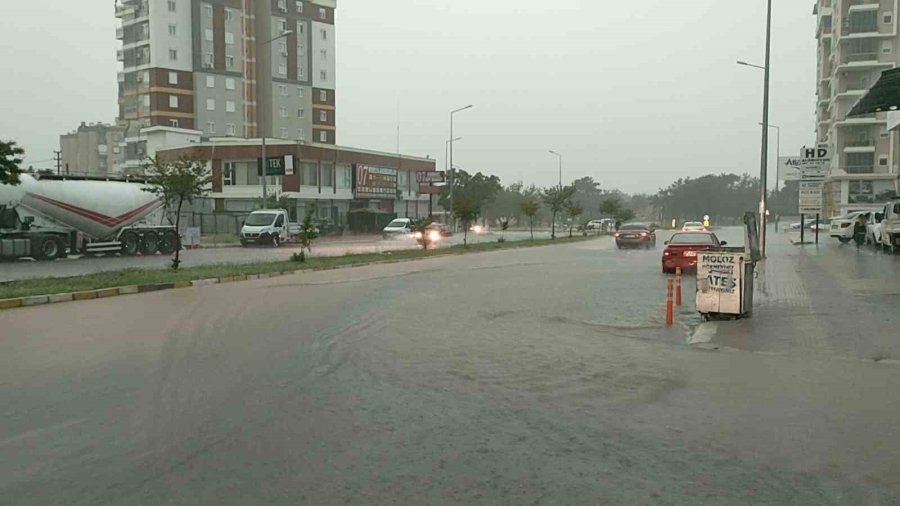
[
  {"xmin": 53, "ymin": 151, "xmax": 62, "ymax": 175},
  {"xmin": 758, "ymin": 0, "xmax": 773, "ymax": 258}
]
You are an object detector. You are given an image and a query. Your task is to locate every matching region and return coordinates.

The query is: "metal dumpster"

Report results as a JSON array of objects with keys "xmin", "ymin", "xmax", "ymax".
[{"xmin": 696, "ymin": 212, "xmax": 761, "ymax": 320}]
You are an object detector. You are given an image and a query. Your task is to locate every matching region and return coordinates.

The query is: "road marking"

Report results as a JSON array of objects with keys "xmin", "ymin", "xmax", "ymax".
[{"xmin": 688, "ymin": 322, "xmax": 718, "ymax": 345}]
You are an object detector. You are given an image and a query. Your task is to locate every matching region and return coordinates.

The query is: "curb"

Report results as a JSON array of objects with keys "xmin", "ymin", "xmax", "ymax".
[{"xmin": 0, "ymin": 237, "xmax": 596, "ymax": 312}]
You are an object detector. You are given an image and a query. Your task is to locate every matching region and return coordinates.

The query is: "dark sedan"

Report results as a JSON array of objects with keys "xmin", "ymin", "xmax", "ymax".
[{"xmin": 615, "ymin": 223, "xmax": 657, "ymax": 249}]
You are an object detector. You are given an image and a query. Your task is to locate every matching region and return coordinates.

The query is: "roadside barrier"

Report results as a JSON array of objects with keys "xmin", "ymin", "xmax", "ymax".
[
  {"xmin": 675, "ymin": 267, "xmax": 683, "ymax": 306},
  {"xmin": 666, "ymin": 277, "xmax": 674, "ymax": 326}
]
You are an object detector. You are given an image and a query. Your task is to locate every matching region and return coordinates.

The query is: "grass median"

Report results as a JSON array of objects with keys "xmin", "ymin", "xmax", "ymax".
[{"xmin": 0, "ymin": 236, "xmax": 597, "ymax": 300}]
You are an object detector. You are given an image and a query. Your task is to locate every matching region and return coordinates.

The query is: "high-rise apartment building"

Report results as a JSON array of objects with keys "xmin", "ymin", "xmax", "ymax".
[
  {"xmin": 115, "ymin": 0, "xmax": 336, "ymax": 173},
  {"xmin": 815, "ymin": 0, "xmax": 900, "ymax": 216}
]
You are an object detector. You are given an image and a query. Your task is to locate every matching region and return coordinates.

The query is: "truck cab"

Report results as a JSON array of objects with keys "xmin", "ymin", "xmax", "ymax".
[{"xmin": 240, "ymin": 209, "xmax": 295, "ymax": 247}]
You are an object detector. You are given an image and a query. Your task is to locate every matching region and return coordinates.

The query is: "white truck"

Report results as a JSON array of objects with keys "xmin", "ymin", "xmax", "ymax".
[
  {"xmin": 879, "ymin": 198, "xmax": 900, "ymax": 253},
  {"xmin": 239, "ymin": 209, "xmax": 301, "ymax": 247},
  {"xmin": 0, "ymin": 174, "xmax": 177, "ymax": 261}
]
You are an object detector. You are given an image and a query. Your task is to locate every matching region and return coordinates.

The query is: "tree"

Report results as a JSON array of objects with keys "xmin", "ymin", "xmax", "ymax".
[
  {"xmin": 1, "ymin": 140, "xmax": 24, "ymax": 186},
  {"xmin": 565, "ymin": 201, "xmax": 584, "ymax": 238},
  {"xmin": 599, "ymin": 195, "xmax": 636, "ymax": 223},
  {"xmin": 541, "ymin": 184, "xmax": 577, "ymax": 239},
  {"xmin": 453, "ymin": 194, "xmax": 480, "ymax": 246},
  {"xmin": 143, "ymin": 156, "xmax": 212, "ymax": 269},
  {"xmin": 298, "ymin": 208, "xmax": 319, "ymax": 253},
  {"xmin": 571, "ymin": 176, "xmax": 603, "ymax": 216},
  {"xmin": 498, "ymin": 217, "xmax": 510, "ymax": 243},
  {"xmin": 439, "ymin": 169, "xmax": 502, "ymax": 227},
  {"xmin": 520, "ymin": 197, "xmax": 541, "ymax": 241}
]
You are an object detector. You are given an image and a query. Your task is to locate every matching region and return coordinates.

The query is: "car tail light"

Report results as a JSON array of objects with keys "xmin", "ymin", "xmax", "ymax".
[
  {"xmin": 663, "ymin": 250, "xmax": 671, "ymax": 256},
  {"xmin": 614, "ymin": 233, "xmax": 620, "ymax": 238},
  {"xmin": 640, "ymin": 232, "xmax": 648, "ymax": 237},
  {"xmin": 841, "ymin": 223, "xmax": 850, "ymax": 228}
]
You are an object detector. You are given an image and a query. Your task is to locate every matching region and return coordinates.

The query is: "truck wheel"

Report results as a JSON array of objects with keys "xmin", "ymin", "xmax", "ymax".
[
  {"xmin": 158, "ymin": 231, "xmax": 178, "ymax": 255},
  {"xmin": 120, "ymin": 232, "xmax": 139, "ymax": 256},
  {"xmin": 34, "ymin": 235, "xmax": 65, "ymax": 261},
  {"xmin": 140, "ymin": 232, "xmax": 159, "ymax": 255}
]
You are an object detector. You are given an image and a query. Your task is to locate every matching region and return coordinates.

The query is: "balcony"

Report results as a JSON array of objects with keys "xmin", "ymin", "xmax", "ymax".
[
  {"xmin": 116, "ymin": 27, "xmax": 124, "ymax": 40},
  {"xmin": 844, "ymin": 165, "xmax": 875, "ymax": 174},
  {"xmin": 116, "ymin": 49, "xmax": 124, "ymax": 62}
]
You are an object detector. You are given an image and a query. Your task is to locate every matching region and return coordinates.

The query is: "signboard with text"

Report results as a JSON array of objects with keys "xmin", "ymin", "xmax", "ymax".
[
  {"xmin": 417, "ymin": 171, "xmax": 446, "ymax": 195},
  {"xmin": 696, "ymin": 252, "xmax": 745, "ymax": 315},
  {"xmin": 354, "ymin": 164, "xmax": 398, "ymax": 198},
  {"xmin": 257, "ymin": 156, "xmax": 292, "ymax": 176},
  {"xmin": 778, "ymin": 145, "xmax": 831, "ymax": 181},
  {"xmin": 798, "ymin": 169, "xmax": 826, "ymax": 215}
]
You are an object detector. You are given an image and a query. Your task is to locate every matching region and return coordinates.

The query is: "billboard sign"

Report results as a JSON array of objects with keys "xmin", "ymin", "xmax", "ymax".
[
  {"xmin": 417, "ymin": 171, "xmax": 446, "ymax": 195},
  {"xmin": 798, "ymin": 169, "xmax": 826, "ymax": 214},
  {"xmin": 257, "ymin": 156, "xmax": 292, "ymax": 176},
  {"xmin": 778, "ymin": 145, "xmax": 831, "ymax": 181},
  {"xmin": 354, "ymin": 164, "xmax": 398, "ymax": 198}
]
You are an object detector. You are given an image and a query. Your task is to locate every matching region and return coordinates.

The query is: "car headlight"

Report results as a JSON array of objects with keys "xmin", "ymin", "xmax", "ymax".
[{"xmin": 428, "ymin": 230, "xmax": 441, "ymax": 242}]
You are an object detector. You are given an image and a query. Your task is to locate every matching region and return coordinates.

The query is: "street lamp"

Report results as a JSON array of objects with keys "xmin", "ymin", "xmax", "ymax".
[
  {"xmin": 760, "ymin": 122, "xmax": 780, "ymax": 191},
  {"xmin": 548, "ymin": 150, "xmax": 562, "ymax": 186},
  {"xmin": 260, "ymin": 30, "xmax": 294, "ymax": 206},
  {"xmin": 449, "ymin": 104, "xmax": 473, "ymax": 230},
  {"xmin": 736, "ymin": 0, "xmax": 773, "ymax": 258}
]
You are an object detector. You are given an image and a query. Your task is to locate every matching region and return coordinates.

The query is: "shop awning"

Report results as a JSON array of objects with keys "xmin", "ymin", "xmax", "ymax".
[{"xmin": 849, "ymin": 68, "xmax": 900, "ymax": 116}]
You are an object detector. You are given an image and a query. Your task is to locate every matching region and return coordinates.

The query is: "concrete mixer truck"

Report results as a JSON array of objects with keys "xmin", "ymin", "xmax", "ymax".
[{"xmin": 0, "ymin": 174, "xmax": 178, "ymax": 261}]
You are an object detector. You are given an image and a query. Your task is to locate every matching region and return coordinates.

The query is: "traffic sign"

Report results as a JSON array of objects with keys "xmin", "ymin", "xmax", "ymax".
[{"xmin": 798, "ymin": 168, "xmax": 825, "ymax": 214}]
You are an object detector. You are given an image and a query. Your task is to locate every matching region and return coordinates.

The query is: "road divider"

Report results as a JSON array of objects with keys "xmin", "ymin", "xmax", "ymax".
[
  {"xmin": 0, "ymin": 236, "xmax": 598, "ymax": 311},
  {"xmin": 666, "ymin": 277, "xmax": 674, "ymax": 326}
]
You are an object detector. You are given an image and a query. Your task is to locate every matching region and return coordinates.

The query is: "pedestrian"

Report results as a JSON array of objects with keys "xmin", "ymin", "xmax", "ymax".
[
  {"xmin": 853, "ymin": 213, "xmax": 868, "ymax": 249},
  {"xmin": 614, "ymin": 220, "xmax": 621, "ymax": 232}
]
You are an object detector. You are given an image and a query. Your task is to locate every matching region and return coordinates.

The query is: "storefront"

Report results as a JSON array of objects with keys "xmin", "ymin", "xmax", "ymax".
[{"xmin": 157, "ymin": 139, "xmax": 434, "ymax": 231}]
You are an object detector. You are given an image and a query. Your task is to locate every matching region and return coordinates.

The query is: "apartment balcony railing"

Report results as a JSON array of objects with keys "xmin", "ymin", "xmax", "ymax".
[
  {"xmin": 844, "ymin": 52, "xmax": 879, "ymax": 62},
  {"xmin": 845, "ymin": 138, "xmax": 875, "ymax": 147},
  {"xmin": 845, "ymin": 165, "xmax": 875, "ymax": 174}
]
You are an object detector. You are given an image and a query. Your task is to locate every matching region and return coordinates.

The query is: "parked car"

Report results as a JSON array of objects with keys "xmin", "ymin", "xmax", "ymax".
[
  {"xmin": 662, "ymin": 232, "xmax": 726, "ymax": 273},
  {"xmin": 382, "ymin": 218, "xmax": 414, "ymax": 238},
  {"xmin": 585, "ymin": 220, "xmax": 604, "ymax": 231},
  {"xmin": 240, "ymin": 209, "xmax": 300, "ymax": 247},
  {"xmin": 829, "ymin": 211, "xmax": 871, "ymax": 244},
  {"xmin": 426, "ymin": 222, "xmax": 451, "ymax": 237},
  {"xmin": 879, "ymin": 199, "xmax": 900, "ymax": 252},
  {"xmin": 868, "ymin": 214, "xmax": 884, "ymax": 246},
  {"xmin": 790, "ymin": 219, "xmax": 828, "ymax": 230},
  {"xmin": 615, "ymin": 223, "xmax": 656, "ymax": 249},
  {"xmin": 681, "ymin": 221, "xmax": 706, "ymax": 232}
]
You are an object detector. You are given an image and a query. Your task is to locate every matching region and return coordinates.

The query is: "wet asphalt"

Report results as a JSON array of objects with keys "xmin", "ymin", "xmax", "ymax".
[{"xmin": 3, "ymin": 228, "xmax": 900, "ymax": 504}]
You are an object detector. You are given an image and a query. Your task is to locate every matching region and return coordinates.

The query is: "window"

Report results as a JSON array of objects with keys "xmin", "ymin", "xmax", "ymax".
[
  {"xmin": 226, "ymin": 123, "xmax": 236, "ymax": 136},
  {"xmin": 319, "ymin": 90, "xmax": 327, "ymax": 102},
  {"xmin": 170, "ymin": 119, "xmax": 180, "ymax": 128},
  {"xmin": 301, "ymin": 162, "xmax": 318, "ymax": 186},
  {"xmin": 336, "ymin": 165, "xmax": 351, "ymax": 189},
  {"xmin": 225, "ymin": 8, "xmax": 233, "ymax": 21},
  {"xmin": 203, "ymin": 53, "xmax": 213, "ymax": 67},
  {"xmin": 225, "ymin": 55, "xmax": 235, "ymax": 67},
  {"xmin": 142, "ymin": 94, "xmax": 150, "ymax": 107},
  {"xmin": 207, "ymin": 121, "xmax": 216, "ymax": 134},
  {"xmin": 279, "ymin": 127, "xmax": 288, "ymax": 138},
  {"xmin": 845, "ymin": 152, "xmax": 875, "ymax": 173},
  {"xmin": 280, "ymin": 84, "xmax": 288, "ymax": 96},
  {"xmin": 169, "ymin": 95, "xmax": 179, "ymax": 108},
  {"xmin": 319, "ymin": 130, "xmax": 327, "ymax": 142},
  {"xmin": 278, "ymin": 63, "xmax": 287, "ymax": 75},
  {"xmin": 298, "ymin": 108, "xmax": 305, "ymax": 118},
  {"xmin": 296, "ymin": 1, "xmax": 303, "ymax": 13},
  {"xmin": 319, "ymin": 7, "xmax": 327, "ymax": 19},
  {"xmin": 885, "ymin": 13, "xmax": 893, "ymax": 24},
  {"xmin": 322, "ymin": 163, "xmax": 334, "ymax": 187},
  {"xmin": 203, "ymin": 4, "xmax": 213, "ymax": 17},
  {"xmin": 225, "ymin": 78, "xmax": 236, "ymax": 90},
  {"xmin": 168, "ymin": 0, "xmax": 176, "ymax": 12},
  {"xmin": 298, "ymin": 87, "xmax": 305, "ymax": 98},
  {"xmin": 142, "ymin": 70, "xmax": 150, "ymax": 83},
  {"xmin": 223, "ymin": 162, "xmax": 235, "ymax": 185},
  {"xmin": 207, "ymin": 98, "xmax": 216, "ymax": 111},
  {"xmin": 321, "ymin": 29, "xmax": 327, "ymax": 40},
  {"xmin": 206, "ymin": 75, "xmax": 215, "ymax": 88},
  {"xmin": 168, "ymin": 71, "xmax": 178, "ymax": 84},
  {"xmin": 226, "ymin": 100, "xmax": 236, "ymax": 113},
  {"xmin": 205, "ymin": 29, "xmax": 214, "ymax": 41},
  {"xmin": 280, "ymin": 106, "xmax": 288, "ymax": 118},
  {"xmin": 881, "ymin": 129, "xmax": 890, "ymax": 139},
  {"xmin": 280, "ymin": 19, "xmax": 288, "ymax": 33},
  {"xmin": 849, "ymin": 180, "xmax": 875, "ymax": 203},
  {"xmin": 112, "ymin": 146, "xmax": 120, "ymax": 154},
  {"xmin": 319, "ymin": 110, "xmax": 327, "ymax": 122},
  {"xmin": 879, "ymin": 156, "xmax": 889, "ymax": 166},
  {"xmin": 169, "ymin": 49, "xmax": 178, "ymax": 60},
  {"xmin": 168, "ymin": 24, "xmax": 177, "ymax": 36},
  {"xmin": 279, "ymin": 42, "xmax": 287, "ymax": 55},
  {"xmin": 298, "ymin": 129, "xmax": 306, "ymax": 141},
  {"xmin": 320, "ymin": 70, "xmax": 327, "ymax": 81},
  {"xmin": 225, "ymin": 32, "xmax": 234, "ymax": 45},
  {"xmin": 320, "ymin": 49, "xmax": 327, "ymax": 61},
  {"xmin": 883, "ymin": 41, "xmax": 893, "ymax": 53},
  {"xmin": 298, "ymin": 44, "xmax": 305, "ymax": 56},
  {"xmin": 299, "ymin": 67, "xmax": 306, "ymax": 79},
  {"xmin": 296, "ymin": 22, "xmax": 304, "ymax": 35},
  {"xmin": 277, "ymin": 0, "xmax": 287, "ymax": 11}
]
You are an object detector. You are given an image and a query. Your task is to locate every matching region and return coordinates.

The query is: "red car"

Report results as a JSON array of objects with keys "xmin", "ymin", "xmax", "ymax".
[{"xmin": 662, "ymin": 232, "xmax": 726, "ymax": 273}]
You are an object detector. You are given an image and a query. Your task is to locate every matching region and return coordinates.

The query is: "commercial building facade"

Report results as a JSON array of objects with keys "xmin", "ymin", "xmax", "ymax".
[
  {"xmin": 157, "ymin": 138, "xmax": 435, "ymax": 231},
  {"xmin": 59, "ymin": 122, "xmax": 126, "ymax": 177},
  {"xmin": 115, "ymin": 0, "xmax": 337, "ymax": 174},
  {"xmin": 815, "ymin": 0, "xmax": 900, "ymax": 216}
]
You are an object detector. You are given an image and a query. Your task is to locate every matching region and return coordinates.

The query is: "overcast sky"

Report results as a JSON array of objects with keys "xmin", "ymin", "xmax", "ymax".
[{"xmin": 0, "ymin": 0, "xmax": 815, "ymax": 194}]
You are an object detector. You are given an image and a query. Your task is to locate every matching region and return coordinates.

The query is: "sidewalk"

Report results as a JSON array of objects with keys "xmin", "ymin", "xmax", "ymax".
[{"xmin": 702, "ymin": 228, "xmax": 900, "ymax": 361}]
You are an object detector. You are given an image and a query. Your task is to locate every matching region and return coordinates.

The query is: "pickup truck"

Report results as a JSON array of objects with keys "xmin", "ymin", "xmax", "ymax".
[
  {"xmin": 239, "ymin": 209, "xmax": 301, "ymax": 247},
  {"xmin": 879, "ymin": 199, "xmax": 900, "ymax": 253}
]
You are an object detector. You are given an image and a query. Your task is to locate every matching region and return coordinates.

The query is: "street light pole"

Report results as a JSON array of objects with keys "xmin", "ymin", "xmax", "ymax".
[
  {"xmin": 259, "ymin": 30, "xmax": 294, "ymax": 207},
  {"xmin": 449, "ymin": 104, "xmax": 473, "ymax": 230},
  {"xmin": 549, "ymin": 150, "xmax": 562, "ymax": 186},
  {"xmin": 760, "ymin": 122, "xmax": 780, "ymax": 191},
  {"xmin": 445, "ymin": 137, "xmax": 461, "ymax": 223},
  {"xmin": 758, "ymin": 0, "xmax": 773, "ymax": 259}
]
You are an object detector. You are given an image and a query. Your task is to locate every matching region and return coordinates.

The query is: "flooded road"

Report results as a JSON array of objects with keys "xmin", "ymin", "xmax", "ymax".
[{"xmin": 3, "ymin": 231, "xmax": 900, "ymax": 504}]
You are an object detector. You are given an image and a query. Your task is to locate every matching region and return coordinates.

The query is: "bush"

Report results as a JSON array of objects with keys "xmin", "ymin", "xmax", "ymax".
[
  {"xmin": 497, "ymin": 237, "xmax": 506, "ymax": 243},
  {"xmin": 290, "ymin": 251, "xmax": 306, "ymax": 263}
]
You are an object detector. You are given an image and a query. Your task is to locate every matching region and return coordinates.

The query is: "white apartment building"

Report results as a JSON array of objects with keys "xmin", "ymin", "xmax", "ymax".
[
  {"xmin": 115, "ymin": 0, "xmax": 337, "ymax": 174},
  {"xmin": 815, "ymin": 0, "xmax": 900, "ymax": 216}
]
